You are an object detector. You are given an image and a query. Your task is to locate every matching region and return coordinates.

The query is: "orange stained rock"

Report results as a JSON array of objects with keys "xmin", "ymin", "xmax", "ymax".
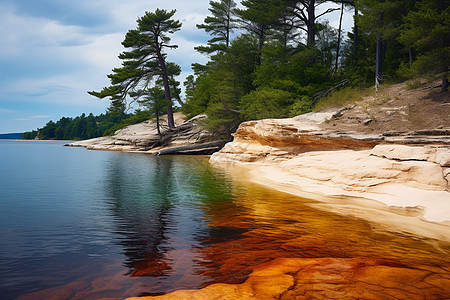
[
  {"xmin": 16, "ymin": 184, "xmax": 450, "ymax": 299},
  {"xmin": 126, "ymin": 257, "xmax": 450, "ymax": 300},
  {"xmin": 128, "ymin": 259, "xmax": 172, "ymax": 277}
]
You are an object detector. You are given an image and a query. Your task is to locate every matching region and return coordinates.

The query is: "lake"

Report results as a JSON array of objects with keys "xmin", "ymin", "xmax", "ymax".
[{"xmin": 0, "ymin": 140, "xmax": 449, "ymax": 299}]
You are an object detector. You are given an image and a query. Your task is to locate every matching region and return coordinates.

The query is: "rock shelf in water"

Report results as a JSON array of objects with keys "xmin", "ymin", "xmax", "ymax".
[{"xmin": 126, "ymin": 257, "xmax": 449, "ymax": 300}]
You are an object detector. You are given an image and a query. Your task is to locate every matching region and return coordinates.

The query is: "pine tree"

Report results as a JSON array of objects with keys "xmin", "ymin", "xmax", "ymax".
[
  {"xmin": 356, "ymin": 0, "xmax": 405, "ymax": 89},
  {"xmin": 89, "ymin": 9, "xmax": 182, "ymax": 128},
  {"xmin": 285, "ymin": 0, "xmax": 340, "ymax": 47},
  {"xmin": 235, "ymin": 0, "xmax": 285, "ymax": 50},
  {"xmin": 196, "ymin": 0, "xmax": 238, "ymax": 54},
  {"xmin": 399, "ymin": 0, "xmax": 449, "ymax": 91}
]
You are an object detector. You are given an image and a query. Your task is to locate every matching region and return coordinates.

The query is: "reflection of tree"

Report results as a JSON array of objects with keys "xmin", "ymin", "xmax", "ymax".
[
  {"xmin": 103, "ymin": 154, "xmax": 176, "ymax": 277},
  {"xmin": 101, "ymin": 154, "xmax": 265, "ymax": 293},
  {"xmin": 184, "ymin": 163, "xmax": 258, "ymax": 285}
]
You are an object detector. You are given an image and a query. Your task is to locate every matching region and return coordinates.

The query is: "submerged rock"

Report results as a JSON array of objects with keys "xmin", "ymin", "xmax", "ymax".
[{"xmin": 126, "ymin": 257, "xmax": 450, "ymax": 300}]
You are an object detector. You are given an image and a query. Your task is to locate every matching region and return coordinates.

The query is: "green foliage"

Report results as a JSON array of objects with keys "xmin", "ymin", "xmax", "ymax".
[
  {"xmin": 196, "ymin": 0, "xmax": 238, "ymax": 53},
  {"xmin": 89, "ymin": 9, "xmax": 182, "ymax": 127},
  {"xmin": 204, "ymin": 102, "xmax": 243, "ymax": 136},
  {"xmin": 356, "ymin": 0, "xmax": 405, "ymax": 39},
  {"xmin": 21, "ymin": 130, "xmax": 38, "ymax": 139},
  {"xmin": 254, "ymin": 46, "xmax": 333, "ymax": 95},
  {"xmin": 21, "ymin": 112, "xmax": 131, "ymax": 140},
  {"xmin": 235, "ymin": 0, "xmax": 285, "ymax": 49},
  {"xmin": 240, "ymin": 87, "xmax": 296, "ymax": 120},
  {"xmin": 398, "ymin": 0, "xmax": 449, "ymax": 87},
  {"xmin": 290, "ymin": 96, "xmax": 314, "ymax": 116},
  {"xmin": 182, "ymin": 34, "xmax": 259, "ymax": 128},
  {"xmin": 79, "ymin": 1, "xmax": 447, "ymax": 139},
  {"xmin": 102, "ymin": 110, "xmax": 152, "ymax": 136},
  {"xmin": 340, "ymin": 29, "xmax": 377, "ymax": 86}
]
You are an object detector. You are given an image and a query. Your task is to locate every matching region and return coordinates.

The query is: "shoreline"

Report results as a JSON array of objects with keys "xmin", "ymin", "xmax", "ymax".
[
  {"xmin": 208, "ymin": 113, "xmax": 450, "ymax": 243},
  {"xmin": 125, "ymin": 153, "xmax": 450, "ymax": 300},
  {"xmin": 209, "ymin": 158, "xmax": 450, "ymax": 243}
]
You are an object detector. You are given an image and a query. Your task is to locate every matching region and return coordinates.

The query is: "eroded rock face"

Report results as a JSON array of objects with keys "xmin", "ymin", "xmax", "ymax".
[
  {"xmin": 371, "ymin": 144, "xmax": 450, "ymax": 167},
  {"xmin": 211, "ymin": 112, "xmax": 450, "ymax": 165},
  {"xmin": 125, "ymin": 257, "xmax": 450, "ymax": 300},
  {"xmin": 210, "ymin": 114, "xmax": 450, "ymax": 223},
  {"xmin": 67, "ymin": 114, "xmax": 219, "ymax": 154},
  {"xmin": 215, "ymin": 115, "xmax": 382, "ymax": 164}
]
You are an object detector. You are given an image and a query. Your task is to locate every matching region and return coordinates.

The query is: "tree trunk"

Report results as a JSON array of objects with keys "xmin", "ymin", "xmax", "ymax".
[
  {"xmin": 257, "ymin": 24, "xmax": 266, "ymax": 50},
  {"xmin": 155, "ymin": 40, "xmax": 175, "ymax": 128},
  {"xmin": 335, "ymin": 2, "xmax": 344, "ymax": 73},
  {"xmin": 306, "ymin": 0, "xmax": 316, "ymax": 47},
  {"xmin": 353, "ymin": 5, "xmax": 358, "ymax": 65},
  {"xmin": 226, "ymin": 14, "xmax": 230, "ymax": 48},
  {"xmin": 442, "ymin": 65, "xmax": 448, "ymax": 93},
  {"xmin": 170, "ymin": 77, "xmax": 184, "ymax": 107},
  {"xmin": 156, "ymin": 105, "xmax": 161, "ymax": 137},
  {"xmin": 408, "ymin": 47, "xmax": 413, "ymax": 64},
  {"xmin": 375, "ymin": 32, "xmax": 383, "ymax": 91}
]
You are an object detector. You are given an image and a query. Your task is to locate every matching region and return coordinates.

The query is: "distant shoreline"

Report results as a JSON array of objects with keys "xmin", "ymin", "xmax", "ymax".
[
  {"xmin": 1, "ymin": 139, "xmax": 75, "ymax": 142},
  {"xmin": 0, "ymin": 133, "xmax": 22, "ymax": 139}
]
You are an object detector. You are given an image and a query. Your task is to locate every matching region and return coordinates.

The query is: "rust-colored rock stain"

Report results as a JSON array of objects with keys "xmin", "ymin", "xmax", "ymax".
[{"xmin": 17, "ymin": 185, "xmax": 450, "ymax": 300}]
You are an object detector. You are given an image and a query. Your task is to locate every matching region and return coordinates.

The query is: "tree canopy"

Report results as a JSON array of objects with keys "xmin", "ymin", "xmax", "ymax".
[
  {"xmin": 89, "ymin": 9, "xmax": 182, "ymax": 128},
  {"xmin": 21, "ymin": 112, "xmax": 131, "ymax": 140},
  {"xmin": 196, "ymin": 0, "xmax": 238, "ymax": 53},
  {"xmin": 84, "ymin": 2, "xmax": 447, "ymax": 140}
]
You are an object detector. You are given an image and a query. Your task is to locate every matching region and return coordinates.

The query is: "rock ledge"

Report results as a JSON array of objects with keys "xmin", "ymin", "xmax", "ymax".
[{"xmin": 210, "ymin": 111, "xmax": 450, "ymax": 224}]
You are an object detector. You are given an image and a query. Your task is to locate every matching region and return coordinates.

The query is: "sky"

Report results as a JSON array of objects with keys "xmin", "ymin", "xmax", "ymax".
[{"xmin": 0, "ymin": 0, "xmax": 353, "ymax": 134}]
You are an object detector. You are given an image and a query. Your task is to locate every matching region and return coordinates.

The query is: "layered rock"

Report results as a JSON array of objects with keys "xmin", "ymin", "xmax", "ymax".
[
  {"xmin": 210, "ymin": 112, "xmax": 450, "ymax": 223},
  {"xmin": 66, "ymin": 114, "xmax": 224, "ymax": 155},
  {"xmin": 211, "ymin": 111, "xmax": 450, "ymax": 164}
]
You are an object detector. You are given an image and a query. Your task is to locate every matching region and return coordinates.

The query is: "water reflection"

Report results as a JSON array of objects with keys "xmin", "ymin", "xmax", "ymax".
[
  {"xmin": 12, "ymin": 150, "xmax": 449, "ymax": 299},
  {"xmin": 104, "ymin": 155, "xmax": 177, "ymax": 278},
  {"xmin": 102, "ymin": 153, "xmax": 450, "ymax": 297},
  {"xmin": 190, "ymin": 180, "xmax": 450, "ymax": 289},
  {"xmin": 101, "ymin": 154, "xmax": 251, "ymax": 294}
]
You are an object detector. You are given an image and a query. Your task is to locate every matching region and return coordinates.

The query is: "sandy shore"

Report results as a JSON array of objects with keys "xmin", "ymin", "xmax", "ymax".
[{"xmin": 209, "ymin": 147, "xmax": 450, "ymax": 243}]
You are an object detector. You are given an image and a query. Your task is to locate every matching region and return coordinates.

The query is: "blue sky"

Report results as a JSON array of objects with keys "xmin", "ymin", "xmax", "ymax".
[{"xmin": 0, "ymin": 0, "xmax": 352, "ymax": 134}]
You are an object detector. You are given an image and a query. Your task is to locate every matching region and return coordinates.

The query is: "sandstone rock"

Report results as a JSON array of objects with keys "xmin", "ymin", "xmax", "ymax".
[
  {"xmin": 125, "ymin": 257, "xmax": 450, "ymax": 300},
  {"xmin": 67, "ymin": 113, "xmax": 220, "ymax": 154},
  {"xmin": 210, "ymin": 112, "xmax": 450, "ymax": 223},
  {"xmin": 211, "ymin": 116, "xmax": 385, "ymax": 164},
  {"xmin": 371, "ymin": 144, "xmax": 450, "ymax": 167}
]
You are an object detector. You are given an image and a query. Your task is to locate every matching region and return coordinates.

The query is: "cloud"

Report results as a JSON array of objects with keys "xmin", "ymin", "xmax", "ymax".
[
  {"xmin": 31, "ymin": 115, "xmax": 51, "ymax": 119},
  {"xmin": 0, "ymin": 6, "xmax": 92, "ymax": 57},
  {"xmin": 0, "ymin": 108, "xmax": 17, "ymax": 114},
  {"xmin": 12, "ymin": 115, "xmax": 50, "ymax": 122},
  {"xmin": 0, "ymin": 0, "xmax": 114, "ymax": 29}
]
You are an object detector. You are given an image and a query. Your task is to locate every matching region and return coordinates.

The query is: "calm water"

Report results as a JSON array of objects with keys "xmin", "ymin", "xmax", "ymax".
[{"xmin": 0, "ymin": 140, "xmax": 449, "ymax": 299}]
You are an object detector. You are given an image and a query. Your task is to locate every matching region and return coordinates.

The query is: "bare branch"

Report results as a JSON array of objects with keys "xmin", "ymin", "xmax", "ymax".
[
  {"xmin": 220, "ymin": 97, "xmax": 241, "ymax": 114},
  {"xmin": 293, "ymin": 7, "xmax": 308, "ymax": 22},
  {"xmin": 316, "ymin": 8, "xmax": 340, "ymax": 19},
  {"xmin": 162, "ymin": 44, "xmax": 179, "ymax": 49}
]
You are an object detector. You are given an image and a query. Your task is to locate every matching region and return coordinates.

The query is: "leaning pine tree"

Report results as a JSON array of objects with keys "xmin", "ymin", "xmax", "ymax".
[{"xmin": 89, "ymin": 9, "xmax": 182, "ymax": 128}]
